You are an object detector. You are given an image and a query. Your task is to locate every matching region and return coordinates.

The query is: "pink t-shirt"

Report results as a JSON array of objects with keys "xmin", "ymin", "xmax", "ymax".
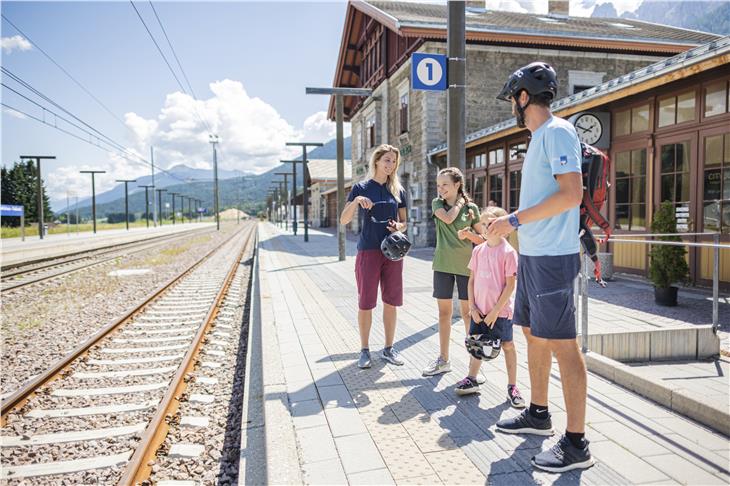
[{"xmin": 467, "ymin": 239, "xmax": 518, "ymax": 318}]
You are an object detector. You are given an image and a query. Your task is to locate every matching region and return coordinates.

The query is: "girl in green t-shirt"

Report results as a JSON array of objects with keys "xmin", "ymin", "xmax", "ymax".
[{"xmin": 422, "ymin": 167, "xmax": 481, "ymax": 378}]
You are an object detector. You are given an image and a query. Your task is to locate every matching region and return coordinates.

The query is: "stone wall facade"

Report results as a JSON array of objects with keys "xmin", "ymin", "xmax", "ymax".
[{"xmin": 349, "ymin": 42, "xmax": 666, "ymax": 246}]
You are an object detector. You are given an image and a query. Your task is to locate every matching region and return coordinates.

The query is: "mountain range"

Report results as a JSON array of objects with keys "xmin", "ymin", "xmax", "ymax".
[
  {"xmin": 63, "ymin": 136, "xmax": 351, "ymax": 218},
  {"xmin": 592, "ymin": 1, "xmax": 730, "ymax": 35}
]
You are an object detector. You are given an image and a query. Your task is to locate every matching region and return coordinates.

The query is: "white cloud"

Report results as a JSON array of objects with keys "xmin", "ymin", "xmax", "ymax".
[
  {"xmin": 43, "ymin": 79, "xmax": 347, "ymax": 202},
  {"xmin": 1, "ymin": 35, "xmax": 32, "ymax": 54},
  {"xmin": 122, "ymin": 80, "xmax": 342, "ymax": 175},
  {"xmin": 302, "ymin": 111, "xmax": 351, "ymax": 143},
  {"xmin": 3, "ymin": 107, "xmax": 27, "ymax": 119},
  {"xmin": 486, "ymin": 0, "xmax": 643, "ymax": 16},
  {"xmin": 46, "ymin": 152, "xmax": 146, "ymax": 200}
]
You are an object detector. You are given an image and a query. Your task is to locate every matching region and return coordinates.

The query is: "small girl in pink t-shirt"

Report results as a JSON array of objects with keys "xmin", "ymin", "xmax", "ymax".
[{"xmin": 457, "ymin": 206, "xmax": 524, "ymax": 408}]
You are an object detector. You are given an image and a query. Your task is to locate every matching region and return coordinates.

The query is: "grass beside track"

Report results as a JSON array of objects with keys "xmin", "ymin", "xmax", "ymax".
[{"xmin": 1, "ymin": 218, "xmax": 216, "ymax": 239}]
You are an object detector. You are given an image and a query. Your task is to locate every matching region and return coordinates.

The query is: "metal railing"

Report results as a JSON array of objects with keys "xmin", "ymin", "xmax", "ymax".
[{"xmin": 579, "ymin": 232, "xmax": 728, "ymax": 352}]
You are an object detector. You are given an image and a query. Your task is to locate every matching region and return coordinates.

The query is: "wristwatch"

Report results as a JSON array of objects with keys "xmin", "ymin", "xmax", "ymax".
[{"xmin": 508, "ymin": 212, "xmax": 521, "ymax": 228}]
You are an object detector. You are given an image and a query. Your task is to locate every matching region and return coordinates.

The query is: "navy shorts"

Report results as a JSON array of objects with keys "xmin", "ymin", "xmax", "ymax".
[
  {"xmin": 433, "ymin": 271, "xmax": 469, "ymax": 300},
  {"xmin": 469, "ymin": 317, "xmax": 514, "ymax": 342},
  {"xmin": 513, "ymin": 254, "xmax": 580, "ymax": 339}
]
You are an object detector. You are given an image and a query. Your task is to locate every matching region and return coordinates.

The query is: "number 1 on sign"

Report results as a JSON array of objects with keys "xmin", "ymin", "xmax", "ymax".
[{"xmin": 426, "ymin": 62, "xmax": 433, "ymax": 81}]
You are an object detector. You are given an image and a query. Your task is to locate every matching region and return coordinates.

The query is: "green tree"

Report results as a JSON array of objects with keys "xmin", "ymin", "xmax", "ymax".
[
  {"xmin": 648, "ymin": 201, "xmax": 690, "ymax": 288},
  {"xmin": 1, "ymin": 160, "xmax": 53, "ymax": 227}
]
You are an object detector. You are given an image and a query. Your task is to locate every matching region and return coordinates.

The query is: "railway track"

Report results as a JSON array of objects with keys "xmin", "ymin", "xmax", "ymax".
[
  {"xmin": 0, "ymin": 226, "xmax": 215, "ymax": 292},
  {"xmin": 0, "ymin": 221, "xmax": 256, "ymax": 484}
]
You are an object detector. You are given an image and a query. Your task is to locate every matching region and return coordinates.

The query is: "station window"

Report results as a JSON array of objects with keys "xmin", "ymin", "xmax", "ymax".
[
  {"xmin": 472, "ymin": 175, "xmax": 485, "ymax": 208},
  {"xmin": 399, "ymin": 91, "xmax": 409, "ymax": 134},
  {"xmin": 508, "ymin": 142, "xmax": 526, "ymax": 160},
  {"xmin": 702, "ymin": 133, "xmax": 730, "ymax": 234},
  {"xmin": 509, "ymin": 170, "xmax": 521, "ymax": 213},
  {"xmin": 614, "ymin": 148, "xmax": 647, "ymax": 231},
  {"xmin": 488, "ymin": 147, "xmax": 505, "ymax": 165},
  {"xmin": 488, "ymin": 173, "xmax": 503, "ymax": 207},
  {"xmin": 704, "ymin": 81, "xmax": 729, "ymax": 118},
  {"xmin": 658, "ymin": 91, "xmax": 695, "ymax": 127},
  {"xmin": 660, "ymin": 142, "xmax": 691, "ymax": 214},
  {"xmin": 615, "ymin": 104, "xmax": 650, "ymax": 136},
  {"xmin": 367, "ymin": 115, "xmax": 376, "ymax": 148}
]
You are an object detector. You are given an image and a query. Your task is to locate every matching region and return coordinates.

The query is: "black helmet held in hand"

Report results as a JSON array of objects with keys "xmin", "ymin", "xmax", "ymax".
[
  {"xmin": 465, "ymin": 323, "xmax": 502, "ymax": 361},
  {"xmin": 380, "ymin": 231, "xmax": 412, "ymax": 261},
  {"xmin": 496, "ymin": 61, "xmax": 558, "ymax": 102}
]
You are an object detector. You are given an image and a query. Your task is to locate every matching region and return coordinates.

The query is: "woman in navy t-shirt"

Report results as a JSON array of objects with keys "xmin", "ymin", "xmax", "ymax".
[{"xmin": 340, "ymin": 144, "xmax": 408, "ymax": 369}]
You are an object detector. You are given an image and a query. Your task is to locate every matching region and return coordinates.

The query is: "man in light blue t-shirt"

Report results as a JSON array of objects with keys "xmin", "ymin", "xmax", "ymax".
[{"xmin": 487, "ymin": 62, "xmax": 593, "ymax": 473}]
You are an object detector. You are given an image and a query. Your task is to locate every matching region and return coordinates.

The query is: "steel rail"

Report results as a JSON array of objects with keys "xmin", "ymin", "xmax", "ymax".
[
  {"xmin": 0, "ymin": 224, "xmax": 251, "ymax": 424},
  {"xmin": 1, "ymin": 227, "xmax": 216, "ymax": 292},
  {"xmin": 119, "ymin": 222, "xmax": 257, "ymax": 485},
  {"xmin": 0, "ymin": 225, "xmax": 210, "ymax": 273}
]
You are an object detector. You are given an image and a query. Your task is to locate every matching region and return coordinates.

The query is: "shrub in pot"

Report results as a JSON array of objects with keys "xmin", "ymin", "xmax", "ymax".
[{"xmin": 648, "ymin": 201, "xmax": 689, "ymax": 306}]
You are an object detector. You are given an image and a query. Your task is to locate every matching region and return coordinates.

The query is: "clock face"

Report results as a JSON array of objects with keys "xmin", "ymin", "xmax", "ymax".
[{"xmin": 575, "ymin": 113, "xmax": 602, "ymax": 145}]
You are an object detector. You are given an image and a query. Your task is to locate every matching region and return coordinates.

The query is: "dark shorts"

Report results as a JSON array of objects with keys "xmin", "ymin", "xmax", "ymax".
[
  {"xmin": 513, "ymin": 253, "xmax": 580, "ymax": 339},
  {"xmin": 433, "ymin": 271, "xmax": 469, "ymax": 300},
  {"xmin": 469, "ymin": 317, "xmax": 514, "ymax": 342},
  {"xmin": 355, "ymin": 249, "xmax": 403, "ymax": 310}
]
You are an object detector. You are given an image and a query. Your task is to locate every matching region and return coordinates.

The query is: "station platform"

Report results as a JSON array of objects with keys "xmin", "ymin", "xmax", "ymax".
[
  {"xmin": 0, "ymin": 222, "xmax": 215, "ymax": 267},
  {"xmin": 240, "ymin": 223, "xmax": 730, "ymax": 485}
]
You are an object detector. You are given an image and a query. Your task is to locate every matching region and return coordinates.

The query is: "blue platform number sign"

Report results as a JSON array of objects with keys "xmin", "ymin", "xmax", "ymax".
[
  {"xmin": 411, "ymin": 52, "xmax": 447, "ymax": 91},
  {"xmin": 0, "ymin": 205, "xmax": 24, "ymax": 217}
]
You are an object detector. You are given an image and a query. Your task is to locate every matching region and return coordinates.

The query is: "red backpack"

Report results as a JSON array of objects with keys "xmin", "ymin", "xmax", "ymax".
[{"xmin": 579, "ymin": 143, "xmax": 611, "ymax": 287}]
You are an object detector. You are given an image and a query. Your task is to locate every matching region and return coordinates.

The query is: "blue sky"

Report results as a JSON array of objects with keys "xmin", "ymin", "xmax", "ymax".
[
  {"xmin": 1, "ymin": 0, "xmax": 645, "ymax": 203},
  {"xmin": 1, "ymin": 1, "xmax": 350, "ymax": 201}
]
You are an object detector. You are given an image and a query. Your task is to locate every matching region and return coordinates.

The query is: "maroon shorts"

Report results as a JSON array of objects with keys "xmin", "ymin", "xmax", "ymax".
[{"xmin": 355, "ymin": 249, "xmax": 403, "ymax": 310}]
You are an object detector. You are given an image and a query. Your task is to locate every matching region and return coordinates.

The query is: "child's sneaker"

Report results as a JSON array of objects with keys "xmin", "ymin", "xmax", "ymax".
[
  {"xmin": 508, "ymin": 384, "xmax": 526, "ymax": 409},
  {"xmin": 455, "ymin": 376, "xmax": 479, "ymax": 395}
]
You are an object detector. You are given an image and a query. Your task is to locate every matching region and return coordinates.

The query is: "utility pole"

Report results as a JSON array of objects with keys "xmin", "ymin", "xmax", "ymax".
[
  {"xmin": 286, "ymin": 142, "xmax": 323, "ymax": 242},
  {"xmin": 274, "ymin": 181, "xmax": 286, "ymax": 226},
  {"xmin": 151, "ymin": 146, "xmax": 157, "ymax": 226},
  {"xmin": 138, "ymin": 184, "xmax": 155, "ymax": 228},
  {"xmin": 20, "ymin": 155, "xmax": 55, "ymax": 240},
  {"xmin": 169, "ymin": 192, "xmax": 180, "ymax": 225},
  {"xmin": 66, "ymin": 192, "xmax": 71, "ymax": 237},
  {"xmin": 447, "ymin": 0, "xmax": 466, "ymax": 173},
  {"xmin": 116, "ymin": 179, "xmax": 137, "ymax": 230},
  {"xmin": 280, "ymin": 160, "xmax": 301, "ymax": 236},
  {"xmin": 75, "ymin": 194, "xmax": 80, "ymax": 235},
  {"xmin": 187, "ymin": 196, "xmax": 192, "ymax": 223},
  {"xmin": 305, "ymin": 88, "xmax": 371, "ymax": 260},
  {"xmin": 156, "ymin": 188, "xmax": 167, "ymax": 225},
  {"xmin": 274, "ymin": 172, "xmax": 291, "ymax": 231},
  {"xmin": 209, "ymin": 134, "xmax": 220, "ymax": 231},
  {"xmin": 80, "ymin": 170, "xmax": 106, "ymax": 234}
]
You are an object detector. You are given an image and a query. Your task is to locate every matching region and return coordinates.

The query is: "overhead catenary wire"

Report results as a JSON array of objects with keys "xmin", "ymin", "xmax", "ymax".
[
  {"xmin": 1, "ymin": 13, "xmax": 133, "ymax": 134},
  {"xmin": 1, "ymin": 83, "xmax": 196, "ymax": 186},
  {"xmin": 147, "ymin": 0, "xmax": 212, "ymax": 134}
]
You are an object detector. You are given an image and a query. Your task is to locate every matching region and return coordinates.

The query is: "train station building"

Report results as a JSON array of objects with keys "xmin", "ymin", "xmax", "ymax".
[{"xmin": 327, "ymin": 0, "xmax": 721, "ymax": 247}]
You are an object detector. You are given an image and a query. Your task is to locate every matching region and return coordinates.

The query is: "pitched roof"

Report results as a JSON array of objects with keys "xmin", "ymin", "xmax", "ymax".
[
  {"xmin": 360, "ymin": 1, "xmax": 720, "ymax": 49},
  {"xmin": 428, "ymin": 36, "xmax": 730, "ymax": 156},
  {"xmin": 329, "ymin": 1, "xmax": 721, "ymax": 119},
  {"xmin": 307, "ymin": 159, "xmax": 352, "ymax": 182}
]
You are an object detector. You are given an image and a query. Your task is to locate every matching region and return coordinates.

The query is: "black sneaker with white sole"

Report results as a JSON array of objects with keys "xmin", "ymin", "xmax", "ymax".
[
  {"xmin": 531, "ymin": 435, "xmax": 595, "ymax": 473},
  {"xmin": 496, "ymin": 409, "xmax": 555, "ymax": 436}
]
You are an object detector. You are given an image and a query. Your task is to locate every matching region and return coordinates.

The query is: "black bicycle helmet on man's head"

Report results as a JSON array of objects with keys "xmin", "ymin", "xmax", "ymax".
[{"xmin": 496, "ymin": 62, "xmax": 558, "ymax": 102}]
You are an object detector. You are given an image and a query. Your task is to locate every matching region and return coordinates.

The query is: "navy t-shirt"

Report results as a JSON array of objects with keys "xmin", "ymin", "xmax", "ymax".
[{"xmin": 347, "ymin": 179, "xmax": 407, "ymax": 251}]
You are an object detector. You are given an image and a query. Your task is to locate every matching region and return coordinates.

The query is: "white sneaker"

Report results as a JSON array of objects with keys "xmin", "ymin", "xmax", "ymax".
[{"xmin": 422, "ymin": 356, "xmax": 451, "ymax": 376}]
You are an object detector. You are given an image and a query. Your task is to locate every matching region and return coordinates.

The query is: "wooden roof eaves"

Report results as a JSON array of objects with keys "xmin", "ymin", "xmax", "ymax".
[
  {"xmin": 443, "ymin": 50, "xmax": 730, "ymax": 153},
  {"xmin": 350, "ymin": 0, "xmax": 400, "ymax": 32},
  {"xmin": 328, "ymin": 4, "xmax": 357, "ymax": 120},
  {"xmin": 398, "ymin": 25, "xmax": 703, "ymax": 54}
]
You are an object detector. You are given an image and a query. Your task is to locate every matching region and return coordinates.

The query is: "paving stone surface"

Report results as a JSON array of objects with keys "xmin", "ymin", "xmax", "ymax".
[{"xmin": 244, "ymin": 224, "xmax": 730, "ymax": 485}]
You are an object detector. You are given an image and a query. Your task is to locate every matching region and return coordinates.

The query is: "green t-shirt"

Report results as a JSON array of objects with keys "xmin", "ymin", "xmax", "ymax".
[{"xmin": 432, "ymin": 198, "xmax": 481, "ymax": 276}]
